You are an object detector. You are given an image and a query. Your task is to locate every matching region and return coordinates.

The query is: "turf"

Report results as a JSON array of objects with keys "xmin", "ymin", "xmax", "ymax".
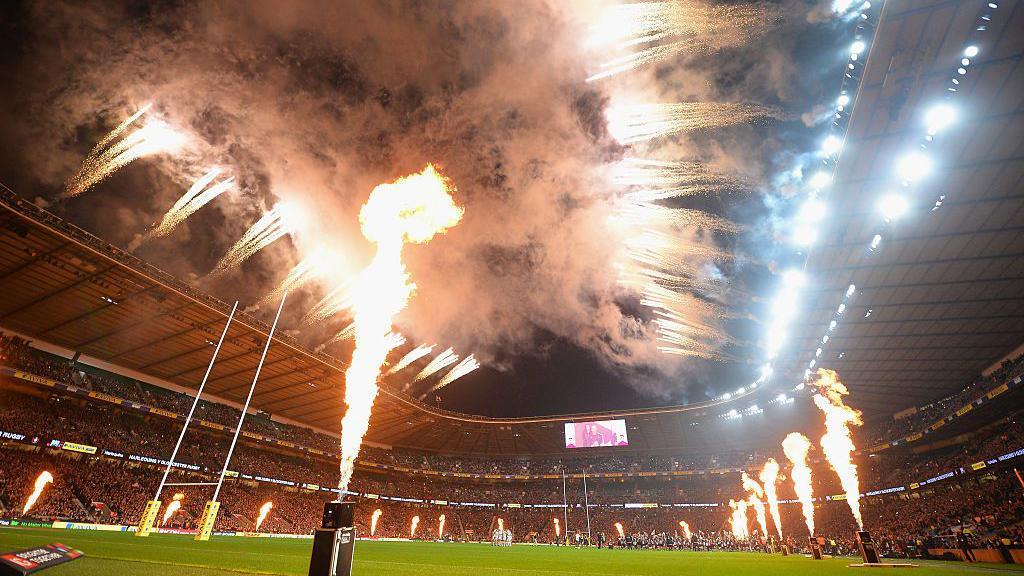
[{"xmin": 2, "ymin": 527, "xmax": 1022, "ymax": 576}]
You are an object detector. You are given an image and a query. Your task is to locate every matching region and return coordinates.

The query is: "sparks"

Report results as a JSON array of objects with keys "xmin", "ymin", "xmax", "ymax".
[
  {"xmin": 336, "ymin": 165, "xmax": 464, "ymax": 495},
  {"xmin": 254, "ymin": 501, "xmax": 273, "ymax": 531},
  {"xmin": 420, "ymin": 354, "xmax": 480, "ymax": 398},
  {"xmin": 410, "ymin": 347, "xmax": 459, "ymax": 385},
  {"xmin": 410, "ymin": 515, "xmax": 420, "ymax": 538},
  {"xmin": 263, "ymin": 247, "xmax": 345, "ymax": 306},
  {"xmin": 209, "ymin": 203, "xmax": 304, "ymax": 276},
  {"xmin": 606, "ymin": 102, "xmax": 776, "ymax": 144},
  {"xmin": 144, "ymin": 168, "xmax": 233, "ymax": 242},
  {"xmin": 615, "ymin": 158, "xmax": 753, "ymax": 201},
  {"xmin": 741, "ymin": 472, "xmax": 768, "ymax": 538},
  {"xmin": 370, "ymin": 508, "xmax": 382, "ymax": 536},
  {"xmin": 438, "ymin": 514, "xmax": 446, "ymax": 539},
  {"xmin": 678, "ymin": 520, "xmax": 691, "ymax": 540},
  {"xmin": 387, "ymin": 343, "xmax": 436, "ymax": 375},
  {"xmin": 614, "ymin": 522, "xmax": 625, "ymax": 539},
  {"xmin": 728, "ymin": 499, "xmax": 749, "ymax": 539},
  {"xmin": 21, "ymin": 471, "xmax": 53, "ymax": 515},
  {"xmin": 812, "ymin": 368, "xmax": 865, "ymax": 530},
  {"xmin": 65, "ymin": 104, "xmax": 187, "ymax": 197},
  {"xmin": 303, "ymin": 280, "xmax": 356, "ymax": 324},
  {"xmin": 759, "ymin": 458, "xmax": 784, "ymax": 539},
  {"xmin": 782, "ymin": 432, "xmax": 815, "ymax": 536},
  {"xmin": 161, "ymin": 493, "xmax": 185, "ymax": 526}
]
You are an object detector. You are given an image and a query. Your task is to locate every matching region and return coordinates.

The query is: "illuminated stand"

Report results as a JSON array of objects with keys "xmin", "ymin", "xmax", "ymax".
[
  {"xmin": 308, "ymin": 501, "xmax": 356, "ymax": 576},
  {"xmin": 136, "ymin": 301, "xmax": 239, "ymax": 537},
  {"xmin": 197, "ymin": 292, "xmax": 288, "ymax": 541}
]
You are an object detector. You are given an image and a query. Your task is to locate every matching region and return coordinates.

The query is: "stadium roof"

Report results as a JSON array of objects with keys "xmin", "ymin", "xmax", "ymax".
[{"xmin": 781, "ymin": 0, "xmax": 1024, "ymax": 416}]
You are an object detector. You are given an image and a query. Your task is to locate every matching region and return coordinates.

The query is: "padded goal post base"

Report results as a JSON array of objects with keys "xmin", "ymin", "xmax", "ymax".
[
  {"xmin": 195, "ymin": 501, "xmax": 220, "ymax": 541},
  {"xmin": 135, "ymin": 500, "xmax": 161, "ymax": 538}
]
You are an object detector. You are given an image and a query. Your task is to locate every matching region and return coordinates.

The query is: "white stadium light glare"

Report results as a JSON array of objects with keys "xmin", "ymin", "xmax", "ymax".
[
  {"xmin": 878, "ymin": 194, "xmax": 910, "ymax": 220},
  {"xmin": 850, "ymin": 41, "xmax": 866, "ymax": 55},
  {"xmin": 837, "ymin": 94, "xmax": 850, "ymax": 107},
  {"xmin": 723, "ymin": 393, "xmax": 732, "ymax": 400},
  {"xmin": 846, "ymin": 284, "xmax": 856, "ymax": 297},
  {"xmin": 793, "ymin": 227, "xmax": 817, "ymax": 246},
  {"xmin": 964, "ymin": 45, "xmax": 979, "ymax": 57},
  {"xmin": 925, "ymin": 104, "xmax": 956, "ymax": 134},
  {"xmin": 822, "ymin": 135, "xmax": 843, "ymax": 156},
  {"xmin": 809, "ymin": 171, "xmax": 832, "ymax": 189},
  {"xmin": 815, "ymin": 348, "xmax": 822, "ymax": 357},
  {"xmin": 837, "ymin": 303, "xmax": 846, "ymax": 314},
  {"xmin": 870, "ymin": 234, "xmax": 882, "ymax": 250},
  {"xmin": 828, "ymin": 320, "xmax": 837, "ymax": 331},
  {"xmin": 776, "ymin": 394, "xmax": 787, "ymax": 403},
  {"xmin": 897, "ymin": 153, "xmax": 932, "ymax": 182},
  {"xmin": 782, "ymin": 269, "xmax": 806, "ymax": 288},
  {"xmin": 822, "ymin": 334, "xmax": 829, "ymax": 344}
]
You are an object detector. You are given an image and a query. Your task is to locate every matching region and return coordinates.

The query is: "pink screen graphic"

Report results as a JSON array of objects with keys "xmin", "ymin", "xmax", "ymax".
[{"xmin": 564, "ymin": 420, "xmax": 628, "ymax": 449}]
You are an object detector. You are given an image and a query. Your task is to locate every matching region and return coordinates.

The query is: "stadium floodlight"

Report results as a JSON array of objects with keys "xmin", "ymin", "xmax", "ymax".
[
  {"xmin": 809, "ymin": 171, "xmax": 832, "ymax": 189},
  {"xmin": 783, "ymin": 268, "xmax": 806, "ymax": 288},
  {"xmin": 850, "ymin": 41, "xmax": 866, "ymax": 56},
  {"xmin": 793, "ymin": 226, "xmax": 817, "ymax": 246},
  {"xmin": 925, "ymin": 104, "xmax": 956, "ymax": 134},
  {"xmin": 878, "ymin": 194, "xmax": 910, "ymax": 221},
  {"xmin": 822, "ymin": 135, "xmax": 843, "ymax": 156},
  {"xmin": 837, "ymin": 94, "xmax": 850, "ymax": 107},
  {"xmin": 897, "ymin": 153, "xmax": 932, "ymax": 182},
  {"xmin": 723, "ymin": 392, "xmax": 732, "ymax": 400},
  {"xmin": 964, "ymin": 45, "xmax": 979, "ymax": 58},
  {"xmin": 846, "ymin": 284, "xmax": 856, "ymax": 297}
]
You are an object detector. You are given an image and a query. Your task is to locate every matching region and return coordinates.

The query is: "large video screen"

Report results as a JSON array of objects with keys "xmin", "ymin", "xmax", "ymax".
[{"xmin": 564, "ymin": 419, "xmax": 628, "ymax": 449}]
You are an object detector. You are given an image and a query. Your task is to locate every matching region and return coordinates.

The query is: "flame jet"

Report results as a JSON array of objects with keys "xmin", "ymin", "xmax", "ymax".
[
  {"xmin": 759, "ymin": 458, "xmax": 784, "ymax": 538},
  {"xmin": 438, "ymin": 514, "xmax": 446, "ymax": 539},
  {"xmin": 370, "ymin": 509, "xmax": 382, "ymax": 536},
  {"xmin": 678, "ymin": 520, "xmax": 691, "ymax": 540},
  {"xmin": 812, "ymin": 369, "xmax": 865, "ymax": 530},
  {"xmin": 161, "ymin": 493, "xmax": 185, "ymax": 526},
  {"xmin": 782, "ymin": 432, "xmax": 815, "ymax": 536},
  {"xmin": 410, "ymin": 515, "xmax": 420, "ymax": 538},
  {"xmin": 22, "ymin": 471, "xmax": 53, "ymax": 515},
  {"xmin": 66, "ymin": 104, "xmax": 187, "ymax": 197},
  {"xmin": 728, "ymin": 499, "xmax": 749, "ymax": 539},
  {"xmin": 614, "ymin": 522, "xmax": 625, "ymax": 539},
  {"xmin": 255, "ymin": 501, "xmax": 273, "ymax": 531},
  {"xmin": 336, "ymin": 165, "xmax": 463, "ymax": 494},
  {"xmin": 741, "ymin": 472, "xmax": 768, "ymax": 538},
  {"xmin": 553, "ymin": 517, "xmax": 560, "ymax": 537}
]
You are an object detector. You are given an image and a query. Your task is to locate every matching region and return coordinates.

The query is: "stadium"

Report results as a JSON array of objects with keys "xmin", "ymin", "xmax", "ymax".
[{"xmin": 0, "ymin": 0, "xmax": 1023, "ymax": 575}]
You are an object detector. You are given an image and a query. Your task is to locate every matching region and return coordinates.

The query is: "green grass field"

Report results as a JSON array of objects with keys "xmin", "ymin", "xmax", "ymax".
[{"xmin": 2, "ymin": 527, "xmax": 1022, "ymax": 576}]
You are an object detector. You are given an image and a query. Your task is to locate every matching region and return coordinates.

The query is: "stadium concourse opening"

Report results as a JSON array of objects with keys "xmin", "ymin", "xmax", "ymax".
[{"xmin": 2, "ymin": 0, "xmax": 1024, "ymax": 575}]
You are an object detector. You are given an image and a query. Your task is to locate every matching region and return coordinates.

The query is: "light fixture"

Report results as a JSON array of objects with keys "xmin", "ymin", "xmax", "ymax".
[
  {"xmin": 897, "ymin": 152, "xmax": 932, "ymax": 182},
  {"xmin": 822, "ymin": 135, "xmax": 843, "ymax": 156},
  {"xmin": 964, "ymin": 45, "xmax": 979, "ymax": 58},
  {"xmin": 850, "ymin": 41, "xmax": 866, "ymax": 55},
  {"xmin": 925, "ymin": 104, "xmax": 955, "ymax": 134},
  {"xmin": 809, "ymin": 171, "xmax": 832, "ymax": 189},
  {"xmin": 878, "ymin": 194, "xmax": 910, "ymax": 220}
]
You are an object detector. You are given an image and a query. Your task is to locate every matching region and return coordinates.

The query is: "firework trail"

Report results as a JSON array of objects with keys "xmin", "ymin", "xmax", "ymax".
[
  {"xmin": 759, "ymin": 458, "xmax": 784, "ymax": 538},
  {"xmin": 728, "ymin": 499, "xmax": 749, "ymax": 539},
  {"xmin": 410, "ymin": 515, "xmax": 420, "ymax": 537},
  {"xmin": 812, "ymin": 369, "xmax": 864, "ymax": 530},
  {"xmin": 616, "ymin": 158, "xmax": 753, "ymax": 201},
  {"xmin": 410, "ymin": 347, "xmax": 459, "ymax": 385},
  {"xmin": 262, "ymin": 248, "xmax": 342, "ymax": 307},
  {"xmin": 336, "ymin": 165, "xmax": 463, "ymax": 495},
  {"xmin": 741, "ymin": 472, "xmax": 768, "ymax": 538},
  {"xmin": 303, "ymin": 281, "xmax": 356, "ymax": 324},
  {"xmin": 587, "ymin": 1, "xmax": 774, "ymax": 81},
  {"xmin": 553, "ymin": 517, "xmax": 560, "ymax": 537},
  {"xmin": 209, "ymin": 203, "xmax": 300, "ymax": 277},
  {"xmin": 22, "ymin": 471, "xmax": 53, "ymax": 515},
  {"xmin": 782, "ymin": 432, "xmax": 815, "ymax": 536},
  {"xmin": 614, "ymin": 522, "xmax": 625, "ymax": 539},
  {"xmin": 606, "ymin": 102, "xmax": 776, "ymax": 144},
  {"xmin": 438, "ymin": 514, "xmax": 446, "ymax": 539},
  {"xmin": 66, "ymin": 104, "xmax": 186, "ymax": 197},
  {"xmin": 161, "ymin": 493, "xmax": 185, "ymax": 526},
  {"xmin": 370, "ymin": 509, "xmax": 382, "ymax": 536},
  {"xmin": 255, "ymin": 501, "xmax": 273, "ymax": 531},
  {"xmin": 420, "ymin": 354, "xmax": 480, "ymax": 398},
  {"xmin": 387, "ymin": 343, "xmax": 435, "ymax": 375},
  {"xmin": 678, "ymin": 520, "xmax": 691, "ymax": 540},
  {"xmin": 143, "ymin": 168, "xmax": 233, "ymax": 243}
]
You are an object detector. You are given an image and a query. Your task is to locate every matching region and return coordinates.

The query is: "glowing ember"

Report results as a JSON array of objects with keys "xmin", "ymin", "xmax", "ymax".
[
  {"xmin": 410, "ymin": 515, "xmax": 420, "ymax": 537},
  {"xmin": 782, "ymin": 432, "xmax": 815, "ymax": 536},
  {"xmin": 144, "ymin": 168, "xmax": 233, "ymax": 242},
  {"xmin": 336, "ymin": 165, "xmax": 463, "ymax": 495},
  {"xmin": 678, "ymin": 520, "xmax": 691, "ymax": 540},
  {"xmin": 370, "ymin": 508, "xmax": 382, "ymax": 536},
  {"xmin": 304, "ymin": 280, "xmax": 356, "ymax": 324},
  {"xmin": 255, "ymin": 501, "xmax": 273, "ymax": 531},
  {"xmin": 614, "ymin": 522, "xmax": 625, "ymax": 539},
  {"xmin": 728, "ymin": 499, "xmax": 749, "ymax": 539},
  {"xmin": 741, "ymin": 472, "xmax": 768, "ymax": 538},
  {"xmin": 161, "ymin": 493, "xmax": 185, "ymax": 526},
  {"xmin": 759, "ymin": 458, "xmax": 784, "ymax": 538},
  {"xmin": 22, "ymin": 471, "xmax": 53, "ymax": 515},
  {"xmin": 812, "ymin": 369, "xmax": 864, "ymax": 530},
  {"xmin": 438, "ymin": 514, "xmax": 446, "ymax": 539},
  {"xmin": 66, "ymin": 104, "xmax": 186, "ymax": 197}
]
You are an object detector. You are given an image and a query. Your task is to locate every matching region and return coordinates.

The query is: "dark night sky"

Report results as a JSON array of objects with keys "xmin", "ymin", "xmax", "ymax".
[{"xmin": 0, "ymin": 0, "xmax": 851, "ymax": 418}]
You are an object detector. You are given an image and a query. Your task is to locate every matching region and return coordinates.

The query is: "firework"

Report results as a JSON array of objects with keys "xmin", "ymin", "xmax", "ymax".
[
  {"xmin": 209, "ymin": 203, "xmax": 303, "ymax": 277},
  {"xmin": 370, "ymin": 508, "xmax": 382, "ymax": 536},
  {"xmin": 303, "ymin": 281, "xmax": 356, "ymax": 324},
  {"xmin": 616, "ymin": 158, "xmax": 753, "ymax": 202},
  {"xmin": 812, "ymin": 369, "xmax": 864, "ymax": 530},
  {"xmin": 161, "ymin": 493, "xmax": 184, "ymax": 526},
  {"xmin": 410, "ymin": 347, "xmax": 459, "ymax": 384},
  {"xmin": 255, "ymin": 501, "xmax": 273, "ymax": 531},
  {"xmin": 728, "ymin": 499, "xmax": 749, "ymax": 539},
  {"xmin": 741, "ymin": 472, "xmax": 768, "ymax": 538},
  {"xmin": 759, "ymin": 458, "xmax": 784, "ymax": 539},
  {"xmin": 438, "ymin": 514, "xmax": 446, "ymax": 539},
  {"xmin": 678, "ymin": 520, "xmax": 691, "ymax": 540},
  {"xmin": 606, "ymin": 102, "xmax": 776, "ymax": 144},
  {"xmin": 262, "ymin": 247, "xmax": 344, "ymax": 306},
  {"xmin": 553, "ymin": 517, "xmax": 561, "ymax": 537},
  {"xmin": 587, "ymin": 2, "xmax": 774, "ymax": 81},
  {"xmin": 144, "ymin": 168, "xmax": 233, "ymax": 242},
  {"xmin": 420, "ymin": 354, "xmax": 480, "ymax": 398},
  {"xmin": 66, "ymin": 104, "xmax": 187, "ymax": 197},
  {"xmin": 614, "ymin": 522, "xmax": 625, "ymax": 539},
  {"xmin": 336, "ymin": 165, "xmax": 463, "ymax": 495},
  {"xmin": 782, "ymin": 432, "xmax": 815, "ymax": 536},
  {"xmin": 387, "ymin": 343, "xmax": 435, "ymax": 375},
  {"xmin": 21, "ymin": 471, "xmax": 53, "ymax": 515},
  {"xmin": 410, "ymin": 515, "xmax": 420, "ymax": 538}
]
